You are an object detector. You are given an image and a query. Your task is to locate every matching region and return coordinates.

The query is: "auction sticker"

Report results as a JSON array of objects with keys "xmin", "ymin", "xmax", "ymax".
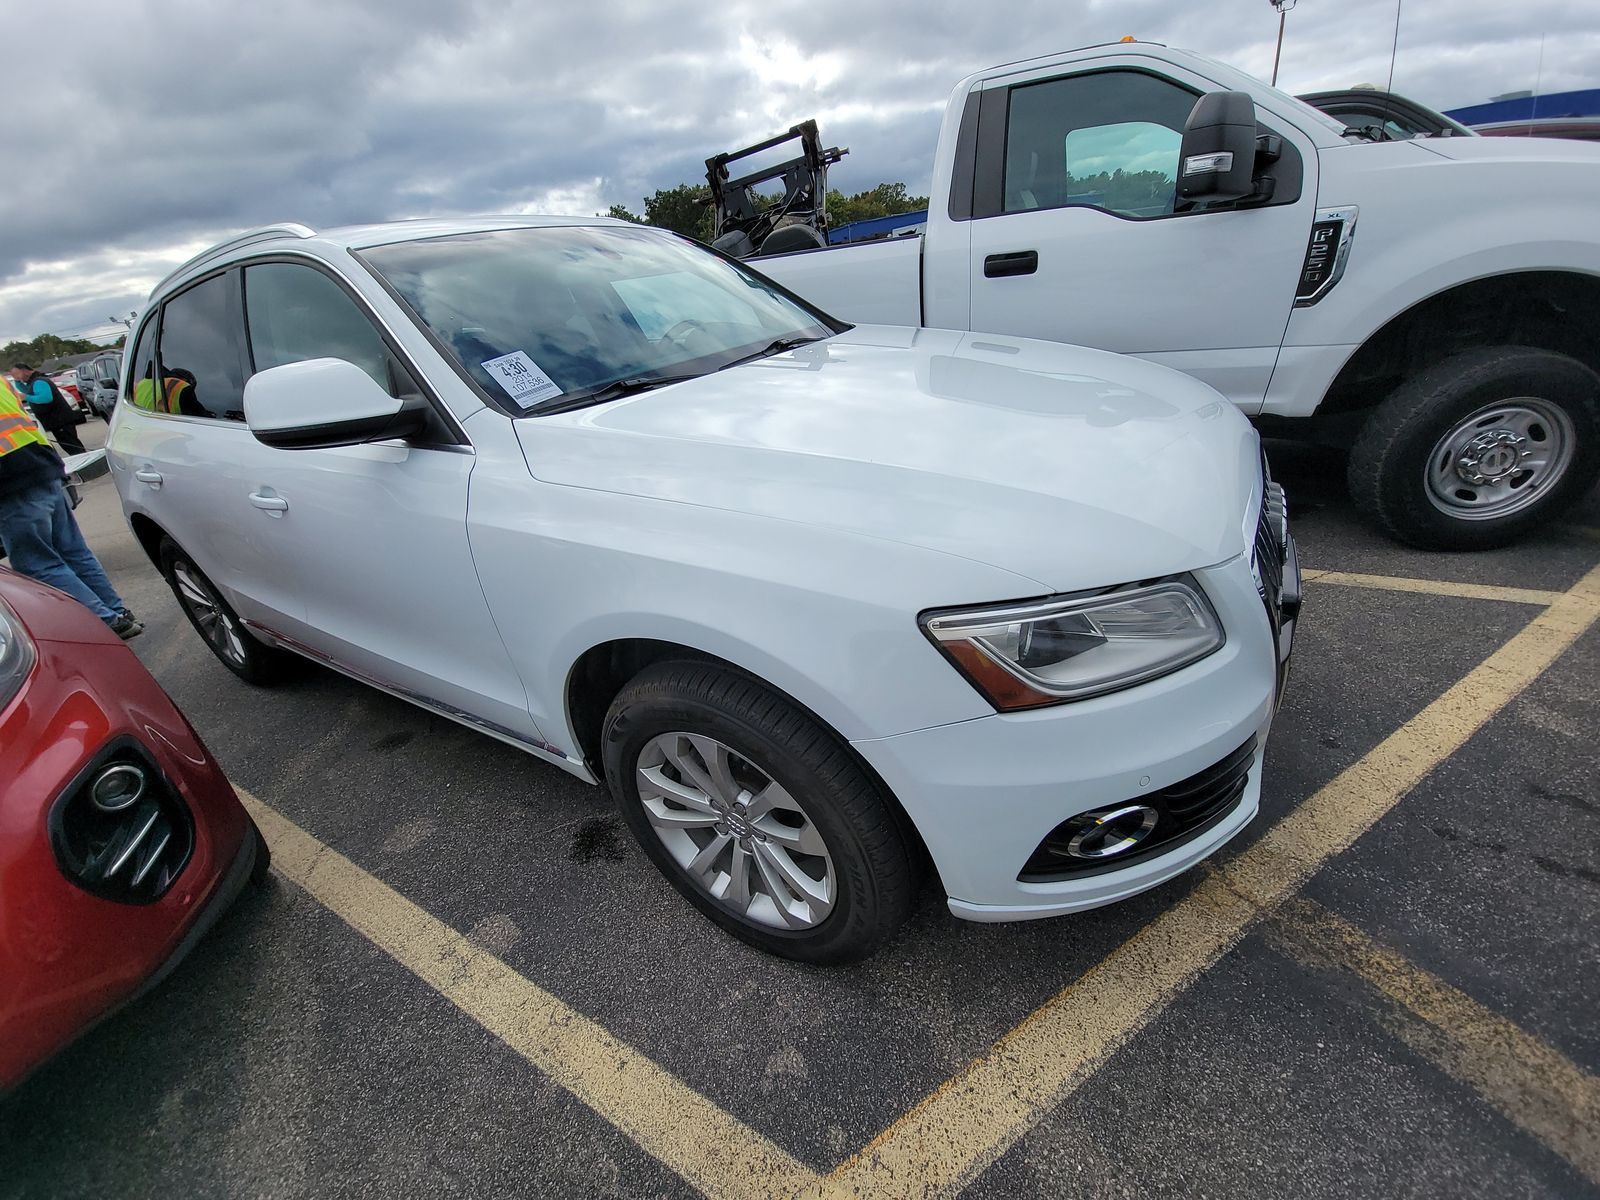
[{"xmin": 482, "ymin": 351, "xmax": 562, "ymax": 406}]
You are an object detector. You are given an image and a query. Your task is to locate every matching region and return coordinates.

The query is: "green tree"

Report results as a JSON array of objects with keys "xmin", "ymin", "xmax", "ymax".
[
  {"xmin": 643, "ymin": 184, "xmax": 714, "ymax": 241},
  {"xmin": 826, "ymin": 182, "xmax": 929, "ymax": 227},
  {"xmin": 0, "ymin": 333, "xmax": 112, "ymax": 371},
  {"xmin": 603, "ymin": 203, "xmax": 643, "ymax": 224}
]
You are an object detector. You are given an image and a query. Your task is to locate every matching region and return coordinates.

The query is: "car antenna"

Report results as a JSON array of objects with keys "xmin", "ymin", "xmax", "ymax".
[{"xmin": 1377, "ymin": 0, "xmax": 1403, "ymax": 140}]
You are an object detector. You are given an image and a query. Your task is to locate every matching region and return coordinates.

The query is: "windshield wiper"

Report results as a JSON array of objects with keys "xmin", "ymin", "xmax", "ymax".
[
  {"xmin": 527, "ymin": 373, "xmax": 702, "ymax": 416},
  {"xmin": 717, "ymin": 334, "xmax": 825, "ymax": 371}
]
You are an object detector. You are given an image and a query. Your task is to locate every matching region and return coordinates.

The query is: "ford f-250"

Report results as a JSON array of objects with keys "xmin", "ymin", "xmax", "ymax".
[{"xmin": 738, "ymin": 41, "xmax": 1600, "ymax": 550}]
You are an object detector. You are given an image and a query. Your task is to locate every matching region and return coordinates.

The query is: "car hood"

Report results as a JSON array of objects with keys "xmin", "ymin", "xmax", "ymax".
[
  {"xmin": 1413, "ymin": 135, "xmax": 1600, "ymax": 165},
  {"xmin": 515, "ymin": 327, "xmax": 1260, "ymax": 593}
]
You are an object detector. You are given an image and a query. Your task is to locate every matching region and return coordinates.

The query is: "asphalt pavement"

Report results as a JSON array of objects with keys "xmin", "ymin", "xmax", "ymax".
[{"xmin": 2, "ymin": 420, "xmax": 1597, "ymax": 1199}]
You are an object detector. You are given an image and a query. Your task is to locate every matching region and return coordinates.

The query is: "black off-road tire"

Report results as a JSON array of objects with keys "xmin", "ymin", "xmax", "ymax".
[
  {"xmin": 602, "ymin": 661, "xmax": 917, "ymax": 964},
  {"xmin": 158, "ymin": 537, "xmax": 294, "ymax": 685},
  {"xmin": 1348, "ymin": 347, "xmax": 1600, "ymax": 550}
]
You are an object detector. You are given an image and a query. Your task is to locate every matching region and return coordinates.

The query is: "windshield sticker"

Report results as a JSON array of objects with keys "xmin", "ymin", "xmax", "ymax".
[{"xmin": 482, "ymin": 351, "xmax": 562, "ymax": 407}]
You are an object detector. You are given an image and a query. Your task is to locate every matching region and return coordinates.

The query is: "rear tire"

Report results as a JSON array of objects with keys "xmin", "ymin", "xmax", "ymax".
[
  {"xmin": 1348, "ymin": 347, "xmax": 1600, "ymax": 550},
  {"xmin": 158, "ymin": 538, "xmax": 293, "ymax": 685},
  {"xmin": 601, "ymin": 661, "xmax": 916, "ymax": 964}
]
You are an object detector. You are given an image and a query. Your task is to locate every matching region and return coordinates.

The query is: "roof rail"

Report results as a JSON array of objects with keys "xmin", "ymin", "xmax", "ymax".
[{"xmin": 151, "ymin": 222, "xmax": 317, "ymax": 298}]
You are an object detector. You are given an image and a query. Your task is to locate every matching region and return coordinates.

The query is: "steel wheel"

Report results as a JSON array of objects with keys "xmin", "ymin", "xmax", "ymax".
[
  {"xmin": 635, "ymin": 731, "xmax": 835, "ymax": 930},
  {"xmin": 1424, "ymin": 398, "xmax": 1576, "ymax": 521},
  {"xmin": 170, "ymin": 561, "xmax": 249, "ymax": 668}
]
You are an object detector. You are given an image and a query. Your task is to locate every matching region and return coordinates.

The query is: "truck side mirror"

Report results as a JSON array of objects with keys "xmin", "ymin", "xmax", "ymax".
[{"xmin": 1177, "ymin": 91, "xmax": 1259, "ymax": 208}]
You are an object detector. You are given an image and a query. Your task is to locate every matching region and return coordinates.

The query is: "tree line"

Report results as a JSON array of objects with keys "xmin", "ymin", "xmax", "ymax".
[
  {"xmin": 1, "ymin": 332, "xmax": 122, "ymax": 372},
  {"xmin": 604, "ymin": 181, "xmax": 928, "ymax": 242}
]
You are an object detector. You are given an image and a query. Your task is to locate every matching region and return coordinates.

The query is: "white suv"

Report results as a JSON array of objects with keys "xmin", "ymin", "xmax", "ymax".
[{"xmin": 109, "ymin": 217, "xmax": 1298, "ymax": 962}]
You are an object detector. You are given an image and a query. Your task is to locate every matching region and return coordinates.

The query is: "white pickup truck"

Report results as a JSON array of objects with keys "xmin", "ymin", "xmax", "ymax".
[{"xmin": 750, "ymin": 41, "xmax": 1600, "ymax": 549}]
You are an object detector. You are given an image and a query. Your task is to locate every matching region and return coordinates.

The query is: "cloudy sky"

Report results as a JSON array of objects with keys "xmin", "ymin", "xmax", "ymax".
[{"xmin": 6, "ymin": 0, "xmax": 1597, "ymax": 346}]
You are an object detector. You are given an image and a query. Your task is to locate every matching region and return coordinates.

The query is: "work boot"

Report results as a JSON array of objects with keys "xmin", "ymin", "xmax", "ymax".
[{"xmin": 110, "ymin": 614, "xmax": 144, "ymax": 640}]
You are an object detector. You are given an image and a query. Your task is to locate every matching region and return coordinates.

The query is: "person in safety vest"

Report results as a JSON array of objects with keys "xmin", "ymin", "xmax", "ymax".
[
  {"xmin": 131, "ymin": 363, "xmax": 198, "ymax": 415},
  {"xmin": 8, "ymin": 363, "xmax": 87, "ymax": 454},
  {"xmin": 0, "ymin": 380, "xmax": 141, "ymax": 638}
]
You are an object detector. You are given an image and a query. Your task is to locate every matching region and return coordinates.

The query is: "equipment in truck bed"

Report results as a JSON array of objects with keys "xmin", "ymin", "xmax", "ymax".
[{"xmin": 704, "ymin": 120, "xmax": 846, "ymax": 258}]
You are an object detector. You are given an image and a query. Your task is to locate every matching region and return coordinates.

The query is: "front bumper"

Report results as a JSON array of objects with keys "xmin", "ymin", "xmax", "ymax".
[
  {"xmin": 0, "ymin": 582, "xmax": 251, "ymax": 1090},
  {"xmin": 852, "ymin": 547, "xmax": 1296, "ymax": 920}
]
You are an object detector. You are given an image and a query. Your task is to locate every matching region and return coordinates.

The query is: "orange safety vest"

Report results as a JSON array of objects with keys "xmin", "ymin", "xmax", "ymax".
[
  {"xmin": 132, "ymin": 375, "xmax": 193, "ymax": 414},
  {"xmin": 0, "ymin": 379, "xmax": 52, "ymax": 458}
]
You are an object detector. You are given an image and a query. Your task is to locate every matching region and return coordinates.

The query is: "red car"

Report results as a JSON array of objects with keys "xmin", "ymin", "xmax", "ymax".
[{"xmin": 0, "ymin": 566, "xmax": 267, "ymax": 1092}]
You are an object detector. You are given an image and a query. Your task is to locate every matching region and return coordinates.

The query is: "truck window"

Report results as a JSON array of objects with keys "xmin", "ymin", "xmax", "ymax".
[{"xmin": 1003, "ymin": 70, "xmax": 1197, "ymax": 219}]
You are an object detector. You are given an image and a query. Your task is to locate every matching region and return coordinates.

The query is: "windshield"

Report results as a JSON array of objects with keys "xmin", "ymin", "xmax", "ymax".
[{"xmin": 359, "ymin": 224, "xmax": 837, "ymax": 414}]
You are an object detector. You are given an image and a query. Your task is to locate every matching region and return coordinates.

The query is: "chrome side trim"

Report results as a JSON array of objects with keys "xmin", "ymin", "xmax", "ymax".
[{"xmin": 240, "ymin": 620, "xmax": 587, "ymax": 778}]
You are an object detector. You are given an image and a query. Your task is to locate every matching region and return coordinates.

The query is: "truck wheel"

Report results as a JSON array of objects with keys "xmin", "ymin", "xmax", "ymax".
[
  {"xmin": 1348, "ymin": 347, "xmax": 1600, "ymax": 550},
  {"xmin": 601, "ymin": 661, "xmax": 916, "ymax": 964},
  {"xmin": 158, "ymin": 538, "xmax": 293, "ymax": 685}
]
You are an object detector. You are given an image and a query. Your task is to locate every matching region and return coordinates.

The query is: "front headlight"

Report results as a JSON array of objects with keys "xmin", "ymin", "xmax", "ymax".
[
  {"xmin": 920, "ymin": 575, "xmax": 1225, "ymax": 710},
  {"xmin": 0, "ymin": 598, "xmax": 38, "ymax": 711}
]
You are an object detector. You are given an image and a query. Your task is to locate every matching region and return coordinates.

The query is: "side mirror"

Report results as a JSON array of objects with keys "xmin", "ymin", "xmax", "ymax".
[
  {"xmin": 244, "ymin": 357, "xmax": 426, "ymax": 450},
  {"xmin": 1177, "ymin": 91, "xmax": 1259, "ymax": 208}
]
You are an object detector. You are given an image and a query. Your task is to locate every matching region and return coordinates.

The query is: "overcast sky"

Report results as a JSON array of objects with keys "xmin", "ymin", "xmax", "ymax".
[{"xmin": 6, "ymin": 0, "xmax": 1597, "ymax": 346}]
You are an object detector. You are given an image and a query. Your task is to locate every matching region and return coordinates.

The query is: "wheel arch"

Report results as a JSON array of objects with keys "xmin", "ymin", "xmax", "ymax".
[
  {"xmin": 127, "ymin": 511, "xmax": 169, "ymax": 570},
  {"xmin": 563, "ymin": 636, "xmax": 937, "ymax": 880},
  {"xmin": 1317, "ymin": 269, "xmax": 1600, "ymax": 419}
]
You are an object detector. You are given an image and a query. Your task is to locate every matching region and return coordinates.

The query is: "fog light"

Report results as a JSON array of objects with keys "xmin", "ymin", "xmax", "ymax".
[
  {"xmin": 90, "ymin": 763, "xmax": 147, "ymax": 812},
  {"xmin": 1064, "ymin": 804, "xmax": 1159, "ymax": 859}
]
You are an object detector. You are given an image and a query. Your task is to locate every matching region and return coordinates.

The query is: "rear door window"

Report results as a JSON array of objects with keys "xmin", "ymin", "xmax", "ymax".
[{"xmin": 156, "ymin": 272, "xmax": 249, "ymax": 420}]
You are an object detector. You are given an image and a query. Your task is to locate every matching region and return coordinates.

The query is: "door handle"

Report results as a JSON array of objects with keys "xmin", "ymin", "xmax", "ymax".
[
  {"xmin": 134, "ymin": 469, "xmax": 163, "ymax": 488},
  {"xmin": 983, "ymin": 250, "xmax": 1039, "ymax": 278},
  {"xmin": 248, "ymin": 491, "xmax": 289, "ymax": 513}
]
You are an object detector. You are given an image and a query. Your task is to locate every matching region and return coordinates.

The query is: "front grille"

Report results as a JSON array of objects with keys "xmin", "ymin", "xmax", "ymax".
[
  {"xmin": 49, "ymin": 739, "xmax": 194, "ymax": 904},
  {"xmin": 1019, "ymin": 736, "xmax": 1257, "ymax": 881},
  {"xmin": 1255, "ymin": 480, "xmax": 1288, "ymax": 615}
]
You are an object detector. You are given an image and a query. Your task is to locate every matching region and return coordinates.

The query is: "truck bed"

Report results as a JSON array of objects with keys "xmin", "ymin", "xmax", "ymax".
[{"xmin": 756, "ymin": 237, "xmax": 922, "ymax": 327}]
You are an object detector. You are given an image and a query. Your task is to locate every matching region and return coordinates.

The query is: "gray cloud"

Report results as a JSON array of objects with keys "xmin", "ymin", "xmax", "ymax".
[{"xmin": 6, "ymin": 0, "xmax": 1597, "ymax": 343}]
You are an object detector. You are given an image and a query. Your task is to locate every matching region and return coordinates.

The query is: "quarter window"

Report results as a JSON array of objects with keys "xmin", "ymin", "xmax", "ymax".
[
  {"xmin": 122, "ymin": 319, "xmax": 156, "ymax": 407},
  {"xmin": 1003, "ymin": 71, "xmax": 1199, "ymax": 218},
  {"xmin": 243, "ymin": 262, "xmax": 421, "ymax": 400},
  {"xmin": 156, "ymin": 273, "xmax": 248, "ymax": 420}
]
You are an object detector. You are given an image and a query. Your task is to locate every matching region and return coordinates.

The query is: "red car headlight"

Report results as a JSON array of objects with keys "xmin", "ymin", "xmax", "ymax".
[{"xmin": 0, "ymin": 598, "xmax": 37, "ymax": 710}]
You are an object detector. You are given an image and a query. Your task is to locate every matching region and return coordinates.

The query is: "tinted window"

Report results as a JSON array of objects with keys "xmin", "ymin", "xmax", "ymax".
[
  {"xmin": 1004, "ymin": 71, "xmax": 1198, "ymax": 217},
  {"xmin": 122, "ymin": 317, "xmax": 156, "ymax": 405},
  {"xmin": 156, "ymin": 273, "xmax": 247, "ymax": 420},
  {"xmin": 244, "ymin": 262, "xmax": 420, "ymax": 399}
]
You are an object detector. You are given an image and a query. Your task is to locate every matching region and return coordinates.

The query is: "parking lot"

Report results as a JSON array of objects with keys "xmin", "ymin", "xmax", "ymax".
[{"xmin": 3, "ymin": 422, "xmax": 1598, "ymax": 1200}]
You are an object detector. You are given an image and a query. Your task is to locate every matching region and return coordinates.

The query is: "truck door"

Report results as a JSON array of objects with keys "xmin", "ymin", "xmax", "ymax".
[{"xmin": 961, "ymin": 59, "xmax": 1318, "ymax": 413}]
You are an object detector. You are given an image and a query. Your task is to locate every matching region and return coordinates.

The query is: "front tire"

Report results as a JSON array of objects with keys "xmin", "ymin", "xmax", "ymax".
[
  {"xmin": 1348, "ymin": 347, "xmax": 1600, "ymax": 550},
  {"xmin": 159, "ymin": 538, "xmax": 292, "ymax": 685},
  {"xmin": 602, "ymin": 661, "xmax": 916, "ymax": 964}
]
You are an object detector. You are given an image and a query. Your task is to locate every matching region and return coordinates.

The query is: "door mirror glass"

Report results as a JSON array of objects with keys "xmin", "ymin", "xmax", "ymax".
[{"xmin": 244, "ymin": 357, "xmax": 425, "ymax": 449}]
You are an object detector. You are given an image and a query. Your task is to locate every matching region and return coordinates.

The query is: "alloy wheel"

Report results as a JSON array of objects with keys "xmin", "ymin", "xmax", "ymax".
[
  {"xmin": 635, "ymin": 731, "xmax": 835, "ymax": 930},
  {"xmin": 171, "ymin": 563, "xmax": 248, "ymax": 668}
]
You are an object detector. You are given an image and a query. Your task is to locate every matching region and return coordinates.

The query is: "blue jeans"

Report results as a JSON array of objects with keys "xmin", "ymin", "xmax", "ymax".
[{"xmin": 0, "ymin": 481, "xmax": 125, "ymax": 624}]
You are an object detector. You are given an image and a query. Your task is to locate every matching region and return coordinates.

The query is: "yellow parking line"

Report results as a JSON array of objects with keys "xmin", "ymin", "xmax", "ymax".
[
  {"xmin": 238, "ymin": 791, "xmax": 821, "ymax": 1200},
  {"xmin": 807, "ymin": 561, "xmax": 1600, "ymax": 1200},
  {"xmin": 1303, "ymin": 570, "xmax": 1564, "ymax": 607},
  {"xmin": 1271, "ymin": 899, "xmax": 1600, "ymax": 1187}
]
